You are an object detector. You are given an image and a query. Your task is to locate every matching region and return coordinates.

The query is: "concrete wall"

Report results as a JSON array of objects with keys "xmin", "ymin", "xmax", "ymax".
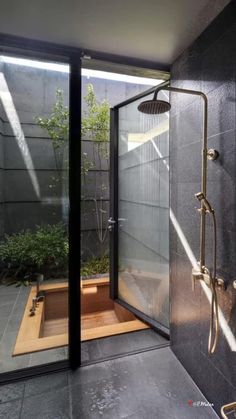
[
  {"xmin": 170, "ymin": 2, "xmax": 236, "ymax": 414},
  {"xmin": 0, "ymin": 61, "xmax": 5, "ymax": 238},
  {"xmin": 0, "ymin": 59, "xmax": 152, "ymax": 260},
  {"xmin": 81, "ymin": 77, "xmax": 153, "ymax": 259}
]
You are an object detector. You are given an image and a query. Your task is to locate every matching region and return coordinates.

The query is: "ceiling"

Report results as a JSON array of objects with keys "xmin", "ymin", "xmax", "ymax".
[{"xmin": 0, "ymin": 0, "xmax": 230, "ymax": 67}]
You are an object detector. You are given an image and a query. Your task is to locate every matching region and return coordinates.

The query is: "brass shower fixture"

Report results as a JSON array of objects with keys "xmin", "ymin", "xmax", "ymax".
[{"xmin": 138, "ymin": 83, "xmax": 226, "ymax": 354}]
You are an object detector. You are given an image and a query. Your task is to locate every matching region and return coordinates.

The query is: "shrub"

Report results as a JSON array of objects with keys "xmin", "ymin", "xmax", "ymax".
[
  {"xmin": 0, "ymin": 224, "xmax": 68, "ymax": 283},
  {"xmin": 80, "ymin": 256, "xmax": 109, "ymax": 278}
]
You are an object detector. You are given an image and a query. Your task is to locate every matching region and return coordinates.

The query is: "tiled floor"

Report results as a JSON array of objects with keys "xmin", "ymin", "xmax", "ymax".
[
  {"xmin": 81, "ymin": 329, "xmax": 168, "ymax": 364},
  {"xmin": 0, "ymin": 347, "xmax": 219, "ymax": 419}
]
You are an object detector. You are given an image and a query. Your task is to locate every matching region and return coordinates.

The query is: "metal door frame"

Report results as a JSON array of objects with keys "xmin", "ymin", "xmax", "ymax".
[{"xmin": 109, "ymin": 81, "xmax": 170, "ymax": 339}]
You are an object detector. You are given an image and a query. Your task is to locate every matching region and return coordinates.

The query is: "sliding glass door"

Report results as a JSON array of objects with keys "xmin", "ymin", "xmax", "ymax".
[
  {"xmin": 110, "ymin": 87, "xmax": 170, "ymax": 332},
  {"xmin": 0, "ymin": 53, "xmax": 70, "ymax": 376}
]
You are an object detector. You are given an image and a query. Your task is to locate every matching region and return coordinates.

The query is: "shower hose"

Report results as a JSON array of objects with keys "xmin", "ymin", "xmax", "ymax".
[{"xmin": 206, "ymin": 210, "xmax": 219, "ymax": 354}]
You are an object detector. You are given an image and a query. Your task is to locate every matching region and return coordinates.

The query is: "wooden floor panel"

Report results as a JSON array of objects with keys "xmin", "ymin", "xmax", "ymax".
[
  {"xmin": 81, "ymin": 310, "xmax": 119, "ymax": 330},
  {"xmin": 43, "ymin": 318, "xmax": 68, "ymax": 337}
]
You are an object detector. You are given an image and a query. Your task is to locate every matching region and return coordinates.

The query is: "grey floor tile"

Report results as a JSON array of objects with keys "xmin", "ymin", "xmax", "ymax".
[
  {"xmin": 0, "ymin": 382, "xmax": 24, "ymax": 403},
  {"xmin": 0, "ymin": 332, "xmax": 30, "ymax": 372},
  {"xmin": 28, "ymin": 347, "xmax": 67, "ymax": 367},
  {"xmin": 81, "ymin": 329, "xmax": 168, "ymax": 364},
  {"xmin": 0, "ymin": 399, "xmax": 22, "ymax": 419},
  {"xmin": 24, "ymin": 372, "xmax": 68, "ymax": 397},
  {"xmin": 21, "ymin": 388, "xmax": 70, "ymax": 419},
  {"xmin": 70, "ymin": 347, "xmax": 218, "ymax": 419}
]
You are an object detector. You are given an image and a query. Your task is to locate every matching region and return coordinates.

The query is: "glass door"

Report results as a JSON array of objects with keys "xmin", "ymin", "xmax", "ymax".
[
  {"xmin": 0, "ymin": 53, "xmax": 70, "ymax": 377},
  {"xmin": 110, "ymin": 86, "xmax": 170, "ymax": 333}
]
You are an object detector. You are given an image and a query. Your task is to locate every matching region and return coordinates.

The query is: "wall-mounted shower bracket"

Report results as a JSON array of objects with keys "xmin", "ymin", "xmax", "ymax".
[
  {"xmin": 192, "ymin": 267, "xmax": 226, "ymax": 291},
  {"xmin": 207, "ymin": 149, "xmax": 219, "ymax": 161},
  {"xmin": 192, "ymin": 267, "xmax": 211, "ymax": 291}
]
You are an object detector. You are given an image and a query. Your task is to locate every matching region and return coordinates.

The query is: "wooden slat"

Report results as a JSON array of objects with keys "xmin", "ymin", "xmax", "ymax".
[
  {"xmin": 81, "ymin": 310, "xmax": 119, "ymax": 329},
  {"xmin": 81, "ymin": 319, "xmax": 149, "ymax": 341},
  {"xmin": 43, "ymin": 318, "xmax": 68, "ymax": 337},
  {"xmin": 82, "ymin": 277, "xmax": 109, "ymax": 287},
  {"xmin": 13, "ymin": 334, "xmax": 68, "ymax": 356}
]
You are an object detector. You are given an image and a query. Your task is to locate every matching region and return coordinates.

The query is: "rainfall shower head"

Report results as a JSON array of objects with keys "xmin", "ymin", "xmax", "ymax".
[
  {"xmin": 138, "ymin": 98, "xmax": 171, "ymax": 115},
  {"xmin": 138, "ymin": 87, "xmax": 171, "ymax": 115}
]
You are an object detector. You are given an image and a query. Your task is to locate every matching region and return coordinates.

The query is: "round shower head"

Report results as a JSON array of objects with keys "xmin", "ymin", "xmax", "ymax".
[{"xmin": 138, "ymin": 99, "xmax": 171, "ymax": 114}]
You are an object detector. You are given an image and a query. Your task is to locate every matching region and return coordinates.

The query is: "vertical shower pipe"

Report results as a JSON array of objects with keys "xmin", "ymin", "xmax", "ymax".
[{"xmin": 155, "ymin": 86, "xmax": 208, "ymax": 272}]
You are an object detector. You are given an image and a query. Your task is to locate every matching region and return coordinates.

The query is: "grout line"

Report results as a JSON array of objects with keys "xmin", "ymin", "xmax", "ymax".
[
  {"xmin": 81, "ymin": 342, "xmax": 170, "ymax": 368},
  {"xmin": 67, "ymin": 371, "xmax": 73, "ymax": 419},
  {"xmin": 170, "ymin": 349, "xmax": 219, "ymax": 417},
  {"xmin": 0, "ymin": 286, "xmax": 21, "ymax": 342},
  {"xmin": 200, "ymin": 350, "xmax": 236, "ymax": 391},
  {"xmin": 19, "ymin": 381, "xmax": 26, "ymax": 419}
]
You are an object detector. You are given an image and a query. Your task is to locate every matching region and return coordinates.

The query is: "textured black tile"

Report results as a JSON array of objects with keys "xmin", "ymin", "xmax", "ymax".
[
  {"xmin": 170, "ymin": 252, "xmax": 201, "ymax": 307},
  {"xmin": 0, "ymin": 399, "xmax": 22, "ymax": 419},
  {"xmin": 170, "ymin": 7, "xmax": 236, "ymax": 415},
  {"xmin": 199, "ymin": 282, "xmax": 236, "ymax": 390},
  {"xmin": 206, "ymin": 130, "xmax": 236, "ymax": 233},
  {"xmin": 202, "ymin": 23, "xmax": 236, "ymax": 94},
  {"xmin": 170, "ymin": 100, "xmax": 202, "ymax": 149},
  {"xmin": 21, "ymin": 388, "xmax": 70, "ymax": 419},
  {"xmin": 207, "ymin": 81, "xmax": 236, "ymax": 138},
  {"xmin": 170, "ymin": 181, "xmax": 201, "ymax": 259},
  {"xmin": 198, "ymin": 351, "xmax": 236, "ymax": 415}
]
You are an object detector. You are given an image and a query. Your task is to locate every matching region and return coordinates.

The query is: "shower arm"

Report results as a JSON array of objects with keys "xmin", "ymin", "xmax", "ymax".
[{"xmin": 155, "ymin": 85, "xmax": 208, "ymax": 272}]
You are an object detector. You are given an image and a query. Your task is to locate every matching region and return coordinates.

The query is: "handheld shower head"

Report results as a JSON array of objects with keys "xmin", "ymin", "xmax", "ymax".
[{"xmin": 195, "ymin": 192, "xmax": 214, "ymax": 214}]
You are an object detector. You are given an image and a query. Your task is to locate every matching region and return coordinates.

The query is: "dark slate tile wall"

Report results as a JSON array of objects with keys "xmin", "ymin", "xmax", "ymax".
[{"xmin": 170, "ymin": 2, "xmax": 236, "ymax": 415}]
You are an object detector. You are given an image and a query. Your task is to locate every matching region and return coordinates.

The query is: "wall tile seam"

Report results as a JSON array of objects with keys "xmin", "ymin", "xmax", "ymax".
[
  {"xmin": 204, "ymin": 223, "xmax": 236, "ymax": 236},
  {"xmin": 199, "ymin": 350, "xmax": 236, "ymax": 390},
  {"xmin": 169, "ymin": 91, "xmax": 201, "ymax": 114},
  {"xmin": 171, "ymin": 74, "xmax": 236, "ymax": 115},
  {"xmin": 202, "ymin": 81, "xmax": 236, "ymax": 105},
  {"xmin": 3, "ymin": 134, "xmax": 54, "ymax": 141},
  {"xmin": 4, "ymin": 168, "xmax": 69, "ymax": 172},
  {"xmin": 119, "ymin": 201, "xmax": 169, "ymax": 210},
  {"xmin": 171, "ymin": 138, "xmax": 201, "ymax": 152},
  {"xmin": 121, "ymin": 158, "xmax": 170, "ymax": 171},
  {"xmin": 171, "ymin": 125, "xmax": 236, "ymax": 152},
  {"xmin": 207, "ymin": 128, "xmax": 236, "ymax": 140},
  {"xmin": 121, "ymin": 233, "xmax": 169, "ymax": 259}
]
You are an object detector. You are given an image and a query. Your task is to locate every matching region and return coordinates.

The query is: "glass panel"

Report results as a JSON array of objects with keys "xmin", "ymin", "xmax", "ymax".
[
  {"xmin": 80, "ymin": 68, "xmax": 164, "ymax": 362},
  {"xmin": 0, "ymin": 55, "xmax": 69, "ymax": 372},
  {"xmin": 118, "ymin": 91, "xmax": 170, "ymax": 327}
]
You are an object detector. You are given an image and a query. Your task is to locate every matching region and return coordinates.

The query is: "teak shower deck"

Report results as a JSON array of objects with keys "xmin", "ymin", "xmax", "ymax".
[{"xmin": 13, "ymin": 277, "xmax": 148, "ymax": 356}]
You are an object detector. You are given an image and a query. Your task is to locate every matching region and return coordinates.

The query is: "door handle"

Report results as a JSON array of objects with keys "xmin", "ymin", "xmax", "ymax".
[{"xmin": 108, "ymin": 217, "xmax": 116, "ymax": 231}]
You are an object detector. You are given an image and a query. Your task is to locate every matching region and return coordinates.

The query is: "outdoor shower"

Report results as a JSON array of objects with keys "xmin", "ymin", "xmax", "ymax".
[{"xmin": 138, "ymin": 84, "xmax": 226, "ymax": 354}]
